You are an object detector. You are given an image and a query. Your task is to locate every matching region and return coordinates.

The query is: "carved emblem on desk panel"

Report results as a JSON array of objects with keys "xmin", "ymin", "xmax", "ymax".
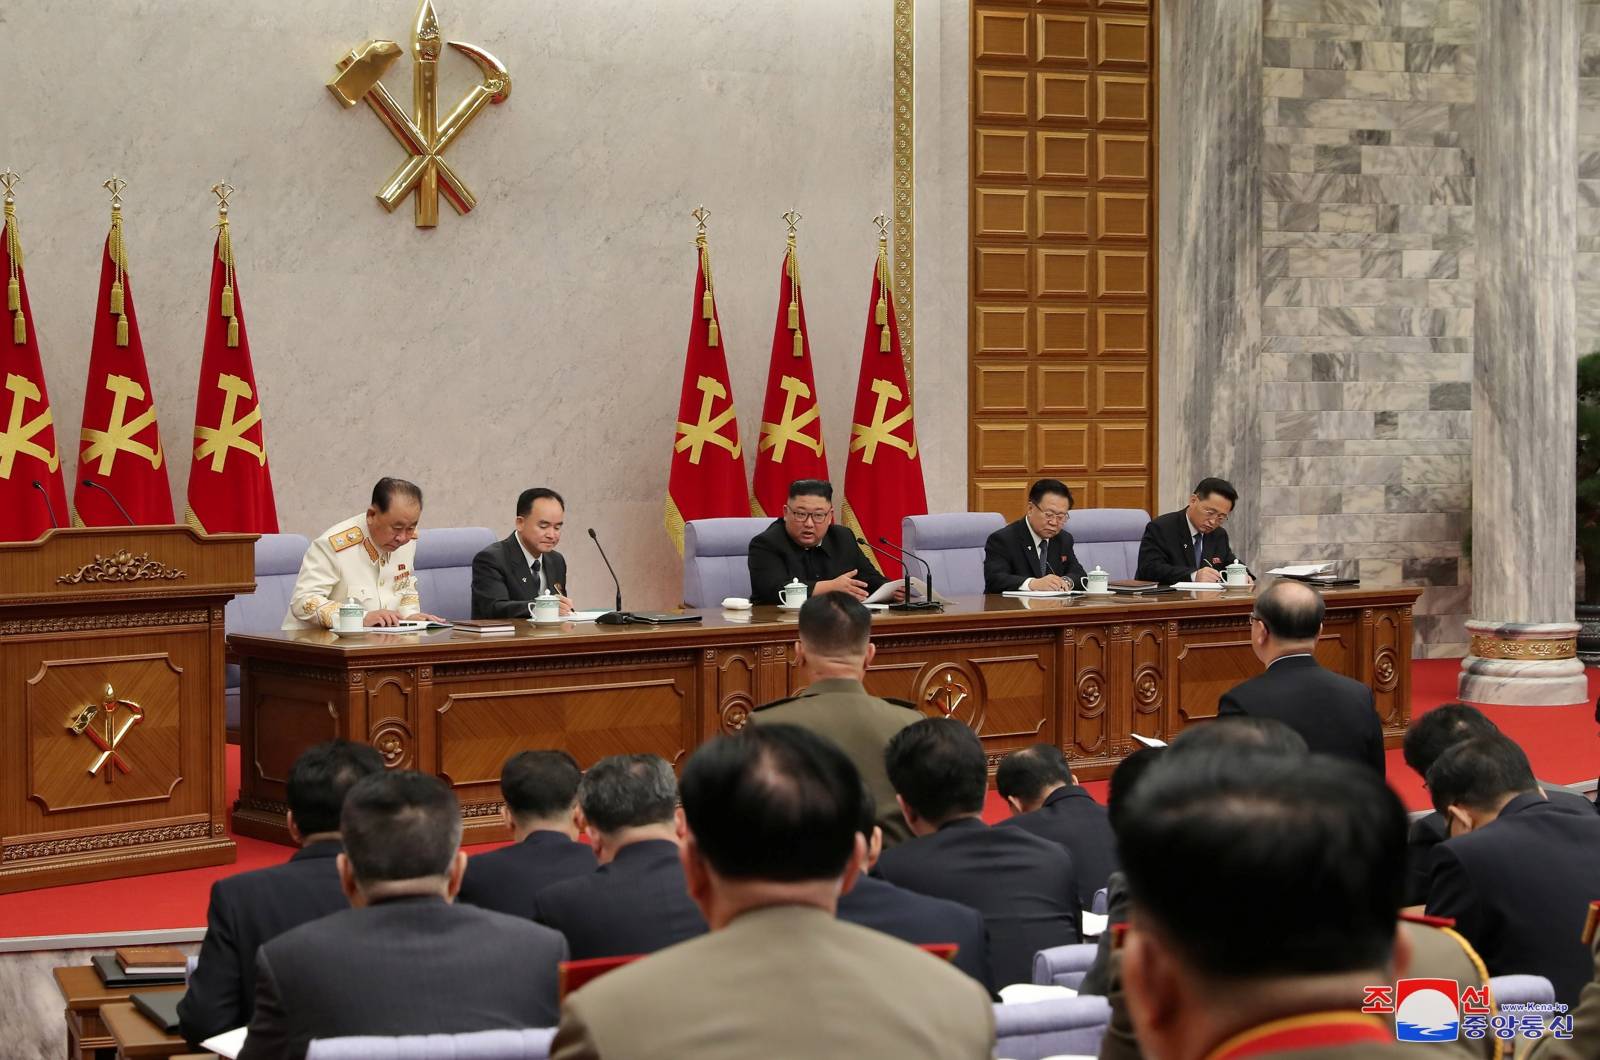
[
  {"xmin": 370, "ymin": 719, "xmax": 414, "ymax": 769},
  {"xmin": 56, "ymin": 550, "xmax": 186, "ymax": 585},
  {"xmin": 916, "ymin": 663, "xmax": 985, "ymax": 730},
  {"xmin": 719, "ymin": 693, "xmax": 754, "ymax": 734}
]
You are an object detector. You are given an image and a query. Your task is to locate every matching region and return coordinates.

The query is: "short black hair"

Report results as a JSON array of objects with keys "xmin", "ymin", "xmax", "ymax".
[
  {"xmin": 341, "ymin": 770, "xmax": 462, "ymax": 884},
  {"xmin": 1028, "ymin": 479, "xmax": 1074, "ymax": 508},
  {"xmin": 995, "ymin": 743, "xmax": 1072, "ymax": 802},
  {"xmin": 1172, "ymin": 717, "xmax": 1309, "ymax": 758},
  {"xmin": 500, "ymin": 750, "xmax": 582, "ymax": 823},
  {"xmin": 516, "ymin": 488, "xmax": 566, "ymax": 518},
  {"xmin": 1120, "ymin": 749, "xmax": 1405, "ymax": 980},
  {"xmin": 579, "ymin": 754, "xmax": 678, "ymax": 834},
  {"xmin": 798, "ymin": 592, "xmax": 872, "ymax": 656},
  {"xmin": 1193, "ymin": 477, "xmax": 1238, "ymax": 505},
  {"xmin": 857, "ymin": 782, "xmax": 878, "ymax": 839},
  {"xmin": 885, "ymin": 718, "xmax": 988, "ymax": 825},
  {"xmin": 1425, "ymin": 734, "xmax": 1538, "ymax": 815},
  {"xmin": 286, "ymin": 740, "xmax": 385, "ymax": 836},
  {"xmin": 681, "ymin": 724, "xmax": 863, "ymax": 881},
  {"xmin": 371, "ymin": 477, "xmax": 423, "ymax": 512},
  {"xmin": 1403, "ymin": 703, "xmax": 1497, "ymax": 778},
  {"xmin": 787, "ymin": 479, "xmax": 834, "ymax": 502},
  {"xmin": 1107, "ymin": 746, "xmax": 1164, "ymax": 837},
  {"xmin": 1253, "ymin": 580, "xmax": 1325, "ymax": 640}
]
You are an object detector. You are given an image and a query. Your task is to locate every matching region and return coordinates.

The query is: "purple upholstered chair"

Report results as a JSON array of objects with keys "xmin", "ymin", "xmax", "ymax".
[
  {"xmin": 1064, "ymin": 509, "xmax": 1151, "ymax": 582},
  {"xmin": 899, "ymin": 512, "xmax": 1006, "ymax": 598},
  {"xmin": 681, "ymin": 517, "xmax": 773, "ymax": 607},
  {"xmin": 224, "ymin": 533, "xmax": 310, "ymax": 731},
  {"xmin": 1031, "ymin": 943, "xmax": 1099, "ymax": 990},
  {"xmin": 413, "ymin": 527, "xmax": 496, "ymax": 621},
  {"xmin": 992, "ymin": 996, "xmax": 1111, "ymax": 1060},
  {"xmin": 305, "ymin": 1029, "xmax": 555, "ymax": 1060}
]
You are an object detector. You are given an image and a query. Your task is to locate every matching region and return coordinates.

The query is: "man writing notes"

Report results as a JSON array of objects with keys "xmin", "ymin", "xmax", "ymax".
[
  {"xmin": 283, "ymin": 477, "xmax": 444, "ymax": 629},
  {"xmin": 747, "ymin": 479, "xmax": 900, "ymax": 604},
  {"xmin": 983, "ymin": 478, "xmax": 1088, "ymax": 593},
  {"xmin": 471, "ymin": 487, "xmax": 572, "ymax": 618},
  {"xmin": 1136, "ymin": 476, "xmax": 1243, "ymax": 585}
]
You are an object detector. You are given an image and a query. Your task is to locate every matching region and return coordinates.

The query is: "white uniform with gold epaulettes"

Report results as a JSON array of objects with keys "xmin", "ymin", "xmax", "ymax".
[{"xmin": 282, "ymin": 514, "xmax": 421, "ymax": 630}]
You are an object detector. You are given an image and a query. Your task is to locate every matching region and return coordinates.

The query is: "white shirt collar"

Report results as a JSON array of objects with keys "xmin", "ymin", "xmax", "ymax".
[
  {"xmin": 1026, "ymin": 522, "xmax": 1046, "ymax": 552},
  {"xmin": 1186, "ymin": 515, "xmax": 1203, "ymax": 540},
  {"xmin": 517, "ymin": 536, "xmax": 546, "ymax": 591},
  {"xmin": 1267, "ymin": 652, "xmax": 1315, "ymax": 669}
]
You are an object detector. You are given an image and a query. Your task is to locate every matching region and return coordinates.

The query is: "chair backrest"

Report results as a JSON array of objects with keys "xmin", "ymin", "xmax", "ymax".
[
  {"xmin": 1090, "ymin": 887, "xmax": 1109, "ymax": 917},
  {"xmin": 1067, "ymin": 509, "xmax": 1151, "ymax": 582},
  {"xmin": 1488, "ymin": 974, "xmax": 1554, "ymax": 1008},
  {"xmin": 900, "ymin": 512, "xmax": 1005, "ymax": 597},
  {"xmin": 226, "ymin": 533, "xmax": 311, "ymax": 641},
  {"xmin": 306, "ymin": 1029, "xmax": 555, "ymax": 1060},
  {"xmin": 414, "ymin": 527, "xmax": 496, "ymax": 621},
  {"xmin": 1031, "ymin": 942, "xmax": 1100, "ymax": 990},
  {"xmin": 682, "ymin": 518, "xmax": 772, "ymax": 607},
  {"xmin": 992, "ymin": 996, "xmax": 1112, "ymax": 1060}
]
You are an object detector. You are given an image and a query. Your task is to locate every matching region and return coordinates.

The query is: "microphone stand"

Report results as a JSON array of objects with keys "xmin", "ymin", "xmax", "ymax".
[
  {"xmin": 857, "ymin": 538, "xmax": 942, "ymax": 612},
  {"xmin": 588, "ymin": 528, "xmax": 630, "ymax": 625}
]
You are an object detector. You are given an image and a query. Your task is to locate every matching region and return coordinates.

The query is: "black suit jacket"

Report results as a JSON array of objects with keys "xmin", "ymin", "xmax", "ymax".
[
  {"xmin": 875, "ymin": 817, "xmax": 1080, "ymax": 988},
  {"xmin": 471, "ymin": 534, "xmax": 569, "ymax": 620},
  {"xmin": 456, "ymin": 830, "xmax": 597, "ymax": 922},
  {"xmin": 177, "ymin": 840, "xmax": 349, "ymax": 1045},
  {"xmin": 239, "ymin": 894, "xmax": 567, "ymax": 1060},
  {"xmin": 747, "ymin": 519, "xmax": 887, "ymax": 605},
  {"xmin": 1217, "ymin": 654, "xmax": 1384, "ymax": 775},
  {"xmin": 1136, "ymin": 509, "xmax": 1238, "ymax": 584},
  {"xmin": 837, "ymin": 874, "xmax": 995, "ymax": 993},
  {"xmin": 532, "ymin": 839, "xmax": 707, "ymax": 959},
  {"xmin": 1404, "ymin": 787, "xmax": 1596, "ymax": 907},
  {"xmin": 996, "ymin": 785, "xmax": 1117, "ymax": 907},
  {"xmin": 983, "ymin": 519, "xmax": 1088, "ymax": 594},
  {"xmin": 1426, "ymin": 793, "xmax": 1600, "ymax": 1007}
]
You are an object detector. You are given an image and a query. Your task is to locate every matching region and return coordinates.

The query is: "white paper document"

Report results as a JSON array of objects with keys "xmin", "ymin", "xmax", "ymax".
[
  {"xmin": 1131, "ymin": 733, "xmax": 1167, "ymax": 749},
  {"xmin": 562, "ymin": 611, "xmax": 607, "ymax": 623},
  {"xmin": 1266, "ymin": 563, "xmax": 1333, "ymax": 577},
  {"xmin": 1081, "ymin": 912, "xmax": 1109, "ymax": 937},
  {"xmin": 864, "ymin": 577, "xmax": 933, "ymax": 605},
  {"xmin": 1171, "ymin": 581, "xmax": 1226, "ymax": 591},
  {"xmin": 201, "ymin": 1028, "xmax": 248, "ymax": 1059},
  {"xmin": 999, "ymin": 983, "xmax": 1078, "ymax": 1004},
  {"xmin": 1002, "ymin": 589, "xmax": 1083, "ymax": 598}
]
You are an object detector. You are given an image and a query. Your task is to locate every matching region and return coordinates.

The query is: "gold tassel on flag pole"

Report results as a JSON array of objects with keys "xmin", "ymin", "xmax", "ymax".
[
  {"xmin": 873, "ymin": 213, "xmax": 892, "ymax": 353},
  {"xmin": 782, "ymin": 210, "xmax": 802, "ymax": 357},
  {"xmin": 104, "ymin": 176, "xmax": 129, "ymax": 346},
  {"xmin": 2, "ymin": 171, "xmax": 25, "ymax": 344},
  {"xmin": 213, "ymin": 182, "xmax": 239, "ymax": 347},
  {"xmin": 693, "ymin": 205, "xmax": 719, "ymax": 347}
]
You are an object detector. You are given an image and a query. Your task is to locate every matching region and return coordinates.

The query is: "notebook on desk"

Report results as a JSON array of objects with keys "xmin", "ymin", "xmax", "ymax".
[
  {"xmin": 131, "ymin": 989, "xmax": 183, "ymax": 1033},
  {"xmin": 91, "ymin": 954, "xmax": 185, "ymax": 987}
]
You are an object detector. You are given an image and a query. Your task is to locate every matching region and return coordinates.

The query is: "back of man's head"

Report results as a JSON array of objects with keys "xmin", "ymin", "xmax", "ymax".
[
  {"xmin": 1253, "ymin": 580, "xmax": 1325, "ymax": 641},
  {"xmin": 579, "ymin": 754, "xmax": 678, "ymax": 835},
  {"xmin": 287, "ymin": 740, "xmax": 385, "ymax": 837},
  {"xmin": 501, "ymin": 750, "xmax": 582, "ymax": 825},
  {"xmin": 1172, "ymin": 716, "xmax": 1309, "ymax": 758},
  {"xmin": 1403, "ymin": 703, "xmax": 1497, "ymax": 779},
  {"xmin": 885, "ymin": 718, "xmax": 988, "ymax": 825},
  {"xmin": 681, "ymin": 724, "xmax": 863, "ymax": 882},
  {"xmin": 1425, "ymin": 734, "xmax": 1538, "ymax": 817},
  {"xmin": 995, "ymin": 743, "xmax": 1072, "ymax": 803},
  {"xmin": 797, "ymin": 591, "xmax": 872, "ymax": 659},
  {"xmin": 1107, "ymin": 746, "xmax": 1164, "ymax": 837},
  {"xmin": 1120, "ymin": 749, "xmax": 1405, "ymax": 981},
  {"xmin": 340, "ymin": 770, "xmax": 462, "ymax": 885}
]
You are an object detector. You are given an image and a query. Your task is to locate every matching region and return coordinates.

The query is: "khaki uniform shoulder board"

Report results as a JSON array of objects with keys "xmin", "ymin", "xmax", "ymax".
[
  {"xmin": 752, "ymin": 695, "xmax": 801, "ymax": 713},
  {"xmin": 330, "ymin": 527, "xmax": 365, "ymax": 553},
  {"xmin": 885, "ymin": 697, "xmax": 921, "ymax": 712}
]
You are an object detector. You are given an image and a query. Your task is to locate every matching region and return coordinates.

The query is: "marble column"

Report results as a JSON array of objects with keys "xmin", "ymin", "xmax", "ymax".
[
  {"xmin": 1158, "ymin": 0, "xmax": 1261, "ymax": 561},
  {"xmin": 1460, "ymin": 0, "xmax": 1588, "ymax": 704}
]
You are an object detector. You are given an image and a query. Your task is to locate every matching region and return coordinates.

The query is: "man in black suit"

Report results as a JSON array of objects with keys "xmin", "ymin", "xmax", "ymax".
[
  {"xmin": 876, "ymin": 718, "xmax": 1080, "ymax": 988},
  {"xmin": 1400, "ymin": 704, "xmax": 1596, "ymax": 906},
  {"xmin": 239, "ymin": 771, "xmax": 567, "ymax": 1060},
  {"xmin": 178, "ymin": 740, "xmax": 383, "ymax": 1046},
  {"xmin": 471, "ymin": 487, "xmax": 572, "ymax": 618},
  {"xmin": 1136, "ymin": 476, "xmax": 1243, "ymax": 584},
  {"xmin": 456, "ymin": 750, "xmax": 596, "ymax": 920},
  {"xmin": 1217, "ymin": 579, "xmax": 1384, "ymax": 774},
  {"xmin": 1424, "ymin": 733, "xmax": 1600, "ymax": 1006},
  {"xmin": 995, "ymin": 743, "xmax": 1116, "ymax": 907},
  {"xmin": 983, "ymin": 478, "xmax": 1089, "ymax": 594},
  {"xmin": 533, "ymin": 754, "xmax": 708, "ymax": 958},
  {"xmin": 837, "ymin": 788, "xmax": 994, "ymax": 993},
  {"xmin": 747, "ymin": 479, "xmax": 899, "ymax": 605}
]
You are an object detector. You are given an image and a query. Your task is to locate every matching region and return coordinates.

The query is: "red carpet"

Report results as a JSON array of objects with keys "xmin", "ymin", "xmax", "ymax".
[{"xmin": 4, "ymin": 659, "xmax": 1596, "ymax": 940}]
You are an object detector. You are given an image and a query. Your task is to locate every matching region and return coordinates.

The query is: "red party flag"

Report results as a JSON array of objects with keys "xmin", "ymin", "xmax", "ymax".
[{"xmin": 751, "ymin": 225, "xmax": 829, "ymax": 516}]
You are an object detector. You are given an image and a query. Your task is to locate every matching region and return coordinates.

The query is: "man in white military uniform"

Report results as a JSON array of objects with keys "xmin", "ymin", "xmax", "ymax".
[{"xmin": 283, "ymin": 478, "xmax": 444, "ymax": 630}]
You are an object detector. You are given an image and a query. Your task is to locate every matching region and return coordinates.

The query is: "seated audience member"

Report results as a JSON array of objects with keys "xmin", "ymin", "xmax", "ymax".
[
  {"xmin": 239, "ymin": 771, "xmax": 567, "ymax": 1060},
  {"xmin": 551, "ymin": 724, "xmax": 994, "ymax": 1060},
  {"xmin": 995, "ymin": 742, "xmax": 1116, "ymax": 906},
  {"xmin": 746, "ymin": 478, "xmax": 896, "ymax": 605},
  {"xmin": 456, "ymin": 750, "xmax": 596, "ymax": 920},
  {"xmin": 1401, "ymin": 704, "xmax": 1595, "ymax": 906},
  {"xmin": 471, "ymin": 487, "xmax": 574, "ymax": 618},
  {"xmin": 1118, "ymin": 748, "xmax": 1415, "ymax": 1059},
  {"xmin": 836, "ymin": 787, "xmax": 994, "ymax": 993},
  {"xmin": 533, "ymin": 754, "xmax": 707, "ymax": 958},
  {"xmin": 1530, "ymin": 907, "xmax": 1600, "ymax": 1058},
  {"xmin": 877, "ymin": 718, "xmax": 1080, "ymax": 987},
  {"xmin": 178, "ymin": 741, "xmax": 383, "ymax": 1045},
  {"xmin": 1424, "ymin": 734, "xmax": 1600, "ymax": 1006},
  {"xmin": 1078, "ymin": 746, "xmax": 1165, "ymax": 999},
  {"xmin": 751, "ymin": 591, "xmax": 919, "ymax": 845},
  {"xmin": 1136, "ymin": 476, "xmax": 1244, "ymax": 585},
  {"xmin": 1218, "ymin": 579, "xmax": 1384, "ymax": 774},
  {"xmin": 982, "ymin": 478, "xmax": 1088, "ymax": 594}
]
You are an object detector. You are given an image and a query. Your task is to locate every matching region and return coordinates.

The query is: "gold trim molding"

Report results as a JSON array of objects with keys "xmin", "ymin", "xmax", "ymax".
[
  {"xmin": 1469, "ymin": 634, "xmax": 1577, "ymax": 661},
  {"xmin": 893, "ymin": 0, "xmax": 914, "ymax": 384}
]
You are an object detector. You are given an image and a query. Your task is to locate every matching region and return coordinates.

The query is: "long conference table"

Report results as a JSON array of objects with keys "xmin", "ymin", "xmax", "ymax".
[{"xmin": 229, "ymin": 585, "xmax": 1420, "ymax": 846}]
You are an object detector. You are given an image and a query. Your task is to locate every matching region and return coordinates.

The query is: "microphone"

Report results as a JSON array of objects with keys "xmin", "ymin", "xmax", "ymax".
[
  {"xmin": 31, "ymin": 480, "xmax": 60, "ymax": 529},
  {"xmin": 857, "ymin": 537, "xmax": 941, "ymax": 612},
  {"xmin": 81, "ymin": 478, "xmax": 134, "ymax": 526},
  {"xmin": 588, "ymin": 528, "xmax": 628, "ymax": 624}
]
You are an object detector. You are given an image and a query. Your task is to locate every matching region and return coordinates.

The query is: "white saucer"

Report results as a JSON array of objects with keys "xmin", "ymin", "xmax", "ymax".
[
  {"xmin": 1082, "ymin": 590, "xmax": 1114, "ymax": 597},
  {"xmin": 331, "ymin": 627, "xmax": 368, "ymax": 637},
  {"xmin": 778, "ymin": 602, "xmax": 803, "ymax": 611},
  {"xmin": 533, "ymin": 615, "xmax": 567, "ymax": 625}
]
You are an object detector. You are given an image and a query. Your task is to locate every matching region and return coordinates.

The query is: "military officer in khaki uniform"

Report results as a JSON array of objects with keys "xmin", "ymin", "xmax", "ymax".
[
  {"xmin": 283, "ymin": 477, "xmax": 444, "ymax": 630},
  {"xmin": 750, "ymin": 592, "xmax": 921, "ymax": 847}
]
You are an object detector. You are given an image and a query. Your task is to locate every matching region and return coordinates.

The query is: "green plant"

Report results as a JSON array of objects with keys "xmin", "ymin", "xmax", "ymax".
[{"xmin": 1580, "ymin": 350, "xmax": 1600, "ymax": 603}]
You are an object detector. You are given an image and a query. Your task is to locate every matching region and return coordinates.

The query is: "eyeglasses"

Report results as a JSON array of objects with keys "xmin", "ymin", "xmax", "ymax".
[
  {"xmin": 786, "ymin": 507, "xmax": 832, "ymax": 525},
  {"xmin": 1196, "ymin": 506, "xmax": 1230, "ymax": 524},
  {"xmin": 1030, "ymin": 504, "xmax": 1069, "ymax": 524}
]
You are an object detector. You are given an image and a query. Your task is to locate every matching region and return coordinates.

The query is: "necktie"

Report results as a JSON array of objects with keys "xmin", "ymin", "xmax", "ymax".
[
  {"xmin": 531, "ymin": 557, "xmax": 543, "ymax": 593},
  {"xmin": 1037, "ymin": 541, "xmax": 1049, "ymax": 577},
  {"xmin": 1192, "ymin": 533, "xmax": 1203, "ymax": 567}
]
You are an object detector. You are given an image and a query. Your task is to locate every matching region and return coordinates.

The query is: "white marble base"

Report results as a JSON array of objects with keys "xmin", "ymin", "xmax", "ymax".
[{"xmin": 1459, "ymin": 620, "xmax": 1590, "ymax": 705}]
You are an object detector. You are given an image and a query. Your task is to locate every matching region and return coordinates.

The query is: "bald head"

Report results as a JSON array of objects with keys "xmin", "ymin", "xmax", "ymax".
[{"xmin": 1251, "ymin": 580, "xmax": 1325, "ymax": 654}]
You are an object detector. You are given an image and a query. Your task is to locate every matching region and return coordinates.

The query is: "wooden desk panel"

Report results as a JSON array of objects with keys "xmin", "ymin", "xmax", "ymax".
[
  {"xmin": 99, "ymin": 1001, "xmax": 187, "ymax": 1059},
  {"xmin": 53, "ymin": 966, "xmax": 183, "ymax": 1060},
  {"xmin": 232, "ymin": 587, "xmax": 1418, "ymax": 846}
]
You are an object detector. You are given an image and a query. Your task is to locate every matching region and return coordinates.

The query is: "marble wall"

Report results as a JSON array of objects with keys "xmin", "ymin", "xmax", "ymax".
[
  {"xmin": 5, "ymin": 0, "xmax": 969, "ymax": 610},
  {"xmin": 1582, "ymin": 1, "xmax": 1600, "ymax": 353}
]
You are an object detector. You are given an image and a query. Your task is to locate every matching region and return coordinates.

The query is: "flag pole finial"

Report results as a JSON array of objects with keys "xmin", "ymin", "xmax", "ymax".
[
  {"xmin": 0, "ymin": 171, "xmax": 19, "ymax": 206},
  {"xmin": 691, "ymin": 205, "xmax": 710, "ymax": 237},
  {"xmin": 873, "ymin": 212, "xmax": 890, "ymax": 243},
  {"xmin": 212, "ymin": 181, "xmax": 235, "ymax": 217},
  {"xmin": 104, "ymin": 176, "xmax": 128, "ymax": 209},
  {"xmin": 782, "ymin": 210, "xmax": 802, "ymax": 238}
]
